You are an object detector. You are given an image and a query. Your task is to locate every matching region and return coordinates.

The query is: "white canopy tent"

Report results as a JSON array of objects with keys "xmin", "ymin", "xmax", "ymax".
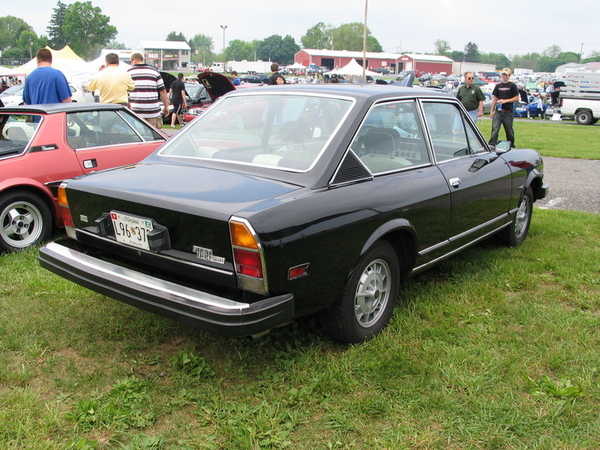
[
  {"xmin": 324, "ymin": 59, "xmax": 380, "ymax": 78},
  {"xmin": 13, "ymin": 45, "xmax": 137, "ymax": 93},
  {"xmin": 0, "ymin": 66, "xmax": 23, "ymax": 76}
]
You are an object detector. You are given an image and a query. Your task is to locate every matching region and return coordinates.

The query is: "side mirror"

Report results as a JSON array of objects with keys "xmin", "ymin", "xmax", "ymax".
[{"xmin": 493, "ymin": 140, "xmax": 512, "ymax": 154}]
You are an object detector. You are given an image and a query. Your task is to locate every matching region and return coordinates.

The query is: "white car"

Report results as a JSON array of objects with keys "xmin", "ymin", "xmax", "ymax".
[
  {"xmin": 0, "ymin": 83, "xmax": 93, "ymax": 106},
  {"xmin": 0, "ymin": 84, "xmax": 24, "ymax": 107}
]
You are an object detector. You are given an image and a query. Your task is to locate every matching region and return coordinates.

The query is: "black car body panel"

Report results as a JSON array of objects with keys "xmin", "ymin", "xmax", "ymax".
[{"xmin": 39, "ymin": 84, "xmax": 548, "ymax": 341}]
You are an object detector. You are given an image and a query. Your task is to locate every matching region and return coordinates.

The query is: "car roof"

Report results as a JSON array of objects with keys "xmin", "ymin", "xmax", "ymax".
[
  {"xmin": 0, "ymin": 103, "xmax": 128, "ymax": 115},
  {"xmin": 162, "ymin": 83, "xmax": 459, "ymax": 189},
  {"xmin": 224, "ymin": 83, "xmax": 453, "ymax": 103}
]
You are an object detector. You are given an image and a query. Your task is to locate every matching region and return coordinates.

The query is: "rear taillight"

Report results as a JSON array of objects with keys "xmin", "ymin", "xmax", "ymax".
[
  {"xmin": 229, "ymin": 218, "xmax": 267, "ymax": 294},
  {"xmin": 57, "ymin": 183, "xmax": 76, "ymax": 238}
]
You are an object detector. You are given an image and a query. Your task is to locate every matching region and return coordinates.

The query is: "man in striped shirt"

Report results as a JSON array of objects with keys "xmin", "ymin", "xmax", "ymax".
[{"xmin": 128, "ymin": 53, "xmax": 169, "ymax": 128}]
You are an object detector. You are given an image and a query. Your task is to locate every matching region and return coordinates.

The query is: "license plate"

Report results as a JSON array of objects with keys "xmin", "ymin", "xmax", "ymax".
[{"xmin": 110, "ymin": 211, "xmax": 153, "ymax": 250}]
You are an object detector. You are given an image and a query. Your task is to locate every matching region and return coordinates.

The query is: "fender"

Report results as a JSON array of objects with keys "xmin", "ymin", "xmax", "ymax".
[
  {"xmin": 360, "ymin": 218, "xmax": 417, "ymax": 256},
  {"xmin": 0, "ymin": 177, "xmax": 60, "ymax": 226}
]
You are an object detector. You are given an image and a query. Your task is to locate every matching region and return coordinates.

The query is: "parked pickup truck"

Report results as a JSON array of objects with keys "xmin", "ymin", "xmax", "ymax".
[{"xmin": 558, "ymin": 72, "xmax": 600, "ymax": 125}]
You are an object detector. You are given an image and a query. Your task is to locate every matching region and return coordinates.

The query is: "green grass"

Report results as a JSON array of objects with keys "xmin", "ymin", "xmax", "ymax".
[
  {"xmin": 1, "ymin": 208, "xmax": 599, "ymax": 448},
  {"xmin": 477, "ymin": 118, "xmax": 599, "ymax": 159}
]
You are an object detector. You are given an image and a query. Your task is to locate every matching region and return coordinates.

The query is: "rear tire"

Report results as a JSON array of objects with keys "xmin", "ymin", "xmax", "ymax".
[
  {"xmin": 575, "ymin": 110, "xmax": 593, "ymax": 125},
  {"xmin": 498, "ymin": 189, "xmax": 533, "ymax": 247},
  {"xmin": 0, "ymin": 190, "xmax": 52, "ymax": 253},
  {"xmin": 321, "ymin": 241, "xmax": 400, "ymax": 343}
]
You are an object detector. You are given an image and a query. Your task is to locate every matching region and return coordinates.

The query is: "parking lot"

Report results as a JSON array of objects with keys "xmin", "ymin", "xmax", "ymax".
[{"xmin": 536, "ymin": 157, "xmax": 600, "ymax": 214}]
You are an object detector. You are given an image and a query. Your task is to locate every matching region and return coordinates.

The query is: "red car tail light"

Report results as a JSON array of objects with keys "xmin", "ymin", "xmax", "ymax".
[
  {"xmin": 233, "ymin": 248, "xmax": 263, "ymax": 278},
  {"xmin": 229, "ymin": 218, "xmax": 267, "ymax": 294}
]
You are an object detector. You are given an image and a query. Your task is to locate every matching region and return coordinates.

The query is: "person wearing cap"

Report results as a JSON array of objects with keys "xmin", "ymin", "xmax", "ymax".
[
  {"xmin": 169, "ymin": 72, "xmax": 187, "ymax": 128},
  {"xmin": 489, "ymin": 68, "xmax": 519, "ymax": 148}
]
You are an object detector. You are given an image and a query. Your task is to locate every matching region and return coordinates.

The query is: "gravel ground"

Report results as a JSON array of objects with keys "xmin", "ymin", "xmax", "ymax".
[{"xmin": 536, "ymin": 157, "xmax": 600, "ymax": 214}]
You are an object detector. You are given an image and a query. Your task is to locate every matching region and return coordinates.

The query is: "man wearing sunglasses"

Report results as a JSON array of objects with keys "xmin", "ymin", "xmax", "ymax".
[
  {"xmin": 456, "ymin": 72, "xmax": 485, "ymax": 123},
  {"xmin": 489, "ymin": 68, "xmax": 519, "ymax": 148}
]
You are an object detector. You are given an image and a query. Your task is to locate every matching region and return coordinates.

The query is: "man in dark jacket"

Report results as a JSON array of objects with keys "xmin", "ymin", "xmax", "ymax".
[{"xmin": 268, "ymin": 63, "xmax": 285, "ymax": 85}]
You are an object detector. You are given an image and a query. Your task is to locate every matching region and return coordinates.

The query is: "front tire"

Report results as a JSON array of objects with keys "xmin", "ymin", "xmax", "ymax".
[
  {"xmin": 321, "ymin": 241, "xmax": 400, "ymax": 344},
  {"xmin": 498, "ymin": 189, "xmax": 533, "ymax": 247},
  {"xmin": 0, "ymin": 190, "xmax": 52, "ymax": 253}
]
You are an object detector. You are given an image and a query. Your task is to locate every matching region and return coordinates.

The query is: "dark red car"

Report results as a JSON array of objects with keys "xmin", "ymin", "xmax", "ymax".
[{"xmin": 0, "ymin": 103, "xmax": 167, "ymax": 252}]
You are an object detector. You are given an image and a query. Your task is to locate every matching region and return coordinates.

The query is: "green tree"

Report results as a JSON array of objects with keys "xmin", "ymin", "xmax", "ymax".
[
  {"xmin": 583, "ymin": 51, "xmax": 600, "ymax": 63},
  {"xmin": 166, "ymin": 31, "xmax": 186, "ymax": 42},
  {"xmin": 0, "ymin": 16, "xmax": 33, "ymax": 52},
  {"xmin": 188, "ymin": 33, "xmax": 214, "ymax": 66},
  {"xmin": 543, "ymin": 45, "xmax": 561, "ymax": 59},
  {"xmin": 47, "ymin": 1, "xmax": 68, "ymax": 50},
  {"xmin": 464, "ymin": 42, "xmax": 480, "ymax": 62},
  {"xmin": 106, "ymin": 40, "xmax": 128, "ymax": 49},
  {"xmin": 301, "ymin": 22, "xmax": 333, "ymax": 49},
  {"xmin": 512, "ymin": 52, "xmax": 541, "ymax": 71},
  {"xmin": 256, "ymin": 35, "xmax": 299, "ymax": 65},
  {"xmin": 226, "ymin": 40, "xmax": 256, "ymax": 61},
  {"xmin": 537, "ymin": 56, "xmax": 561, "ymax": 72},
  {"xmin": 450, "ymin": 50, "xmax": 466, "ymax": 62},
  {"xmin": 480, "ymin": 52, "xmax": 511, "ymax": 70},
  {"xmin": 63, "ymin": 1, "xmax": 117, "ymax": 59},
  {"xmin": 433, "ymin": 39, "xmax": 450, "ymax": 56},
  {"xmin": 560, "ymin": 51, "xmax": 580, "ymax": 63},
  {"xmin": 330, "ymin": 23, "xmax": 382, "ymax": 52},
  {"xmin": 16, "ymin": 30, "xmax": 38, "ymax": 58}
]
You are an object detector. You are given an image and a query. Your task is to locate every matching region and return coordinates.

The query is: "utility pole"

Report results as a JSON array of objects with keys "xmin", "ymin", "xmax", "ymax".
[{"xmin": 220, "ymin": 25, "xmax": 228, "ymax": 71}]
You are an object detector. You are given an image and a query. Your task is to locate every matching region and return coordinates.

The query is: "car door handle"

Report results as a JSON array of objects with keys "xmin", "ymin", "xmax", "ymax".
[
  {"xmin": 83, "ymin": 159, "xmax": 98, "ymax": 169},
  {"xmin": 449, "ymin": 177, "xmax": 461, "ymax": 189}
]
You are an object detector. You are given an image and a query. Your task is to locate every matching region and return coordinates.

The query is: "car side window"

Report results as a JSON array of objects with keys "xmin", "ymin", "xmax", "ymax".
[
  {"xmin": 351, "ymin": 100, "xmax": 430, "ymax": 174},
  {"xmin": 67, "ymin": 110, "xmax": 144, "ymax": 150},
  {"xmin": 423, "ymin": 102, "xmax": 486, "ymax": 162},
  {"xmin": 0, "ymin": 114, "xmax": 40, "ymax": 155}
]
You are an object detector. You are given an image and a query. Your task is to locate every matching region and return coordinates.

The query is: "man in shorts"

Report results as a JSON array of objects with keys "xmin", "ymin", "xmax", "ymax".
[
  {"xmin": 128, "ymin": 53, "xmax": 169, "ymax": 128},
  {"xmin": 169, "ymin": 73, "xmax": 187, "ymax": 128}
]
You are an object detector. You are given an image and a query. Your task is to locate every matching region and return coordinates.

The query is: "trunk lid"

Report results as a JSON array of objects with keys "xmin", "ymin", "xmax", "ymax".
[{"xmin": 65, "ymin": 162, "xmax": 300, "ymax": 292}]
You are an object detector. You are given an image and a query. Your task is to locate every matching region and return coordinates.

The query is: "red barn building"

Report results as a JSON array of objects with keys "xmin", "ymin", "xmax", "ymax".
[
  {"xmin": 398, "ymin": 54, "xmax": 454, "ymax": 75},
  {"xmin": 294, "ymin": 49, "xmax": 399, "ymax": 73},
  {"xmin": 294, "ymin": 49, "xmax": 455, "ymax": 75}
]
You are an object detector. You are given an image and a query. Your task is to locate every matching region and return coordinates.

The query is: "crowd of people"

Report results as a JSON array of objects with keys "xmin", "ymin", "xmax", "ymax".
[{"xmin": 3, "ymin": 48, "xmax": 569, "ymax": 146}]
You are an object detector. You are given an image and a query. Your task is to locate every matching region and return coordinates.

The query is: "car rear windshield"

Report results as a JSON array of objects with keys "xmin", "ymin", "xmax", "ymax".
[
  {"xmin": 0, "ymin": 114, "xmax": 41, "ymax": 157},
  {"xmin": 159, "ymin": 93, "xmax": 353, "ymax": 171}
]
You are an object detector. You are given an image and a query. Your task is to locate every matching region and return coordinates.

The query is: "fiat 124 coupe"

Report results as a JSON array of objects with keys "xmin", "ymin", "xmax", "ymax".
[{"xmin": 39, "ymin": 85, "xmax": 548, "ymax": 343}]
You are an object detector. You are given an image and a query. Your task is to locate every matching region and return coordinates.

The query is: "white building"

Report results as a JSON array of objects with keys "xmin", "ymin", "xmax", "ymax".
[{"xmin": 135, "ymin": 41, "xmax": 191, "ymax": 70}]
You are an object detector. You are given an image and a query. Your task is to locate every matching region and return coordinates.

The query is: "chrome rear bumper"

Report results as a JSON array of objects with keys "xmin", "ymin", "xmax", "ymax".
[{"xmin": 39, "ymin": 241, "xmax": 294, "ymax": 336}]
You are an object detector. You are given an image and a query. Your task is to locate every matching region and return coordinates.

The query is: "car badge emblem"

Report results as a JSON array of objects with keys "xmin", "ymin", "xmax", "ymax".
[{"xmin": 192, "ymin": 246, "xmax": 225, "ymax": 264}]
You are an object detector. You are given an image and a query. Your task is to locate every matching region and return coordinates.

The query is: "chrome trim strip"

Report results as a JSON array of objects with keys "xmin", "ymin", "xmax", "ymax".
[
  {"xmin": 76, "ymin": 229, "xmax": 232, "ymax": 276},
  {"xmin": 413, "ymin": 221, "xmax": 510, "ymax": 274}
]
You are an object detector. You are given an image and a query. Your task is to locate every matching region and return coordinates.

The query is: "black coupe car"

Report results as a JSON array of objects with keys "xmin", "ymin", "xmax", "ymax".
[{"xmin": 39, "ymin": 84, "xmax": 548, "ymax": 343}]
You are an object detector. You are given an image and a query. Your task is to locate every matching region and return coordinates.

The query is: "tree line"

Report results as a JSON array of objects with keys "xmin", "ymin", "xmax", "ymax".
[
  {"xmin": 1, "ymin": 2, "xmax": 599, "ymax": 71},
  {"xmin": 434, "ymin": 39, "xmax": 600, "ymax": 73}
]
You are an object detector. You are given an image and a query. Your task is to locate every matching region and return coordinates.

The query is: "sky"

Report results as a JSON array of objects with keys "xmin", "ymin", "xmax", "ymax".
[{"xmin": 8, "ymin": 0, "xmax": 600, "ymax": 61}]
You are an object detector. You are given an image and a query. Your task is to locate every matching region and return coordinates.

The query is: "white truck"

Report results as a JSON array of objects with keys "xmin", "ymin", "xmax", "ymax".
[
  {"xmin": 210, "ymin": 60, "xmax": 273, "ymax": 74},
  {"xmin": 558, "ymin": 72, "xmax": 600, "ymax": 125}
]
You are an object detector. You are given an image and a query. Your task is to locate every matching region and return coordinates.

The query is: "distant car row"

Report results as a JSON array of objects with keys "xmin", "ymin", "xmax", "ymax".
[{"xmin": 0, "ymin": 83, "xmax": 94, "ymax": 106}]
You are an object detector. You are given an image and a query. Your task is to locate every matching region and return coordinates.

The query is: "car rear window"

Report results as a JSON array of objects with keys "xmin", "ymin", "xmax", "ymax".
[
  {"xmin": 0, "ymin": 114, "xmax": 41, "ymax": 157},
  {"xmin": 159, "ymin": 94, "xmax": 353, "ymax": 172}
]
